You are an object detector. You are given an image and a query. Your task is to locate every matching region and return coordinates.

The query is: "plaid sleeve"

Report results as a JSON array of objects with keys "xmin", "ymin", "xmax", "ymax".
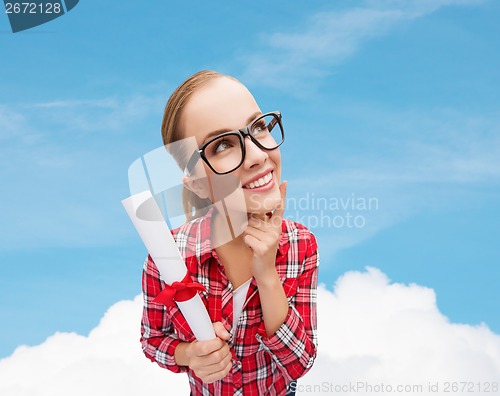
[
  {"xmin": 140, "ymin": 255, "xmax": 188, "ymax": 374},
  {"xmin": 256, "ymin": 231, "xmax": 319, "ymax": 382}
]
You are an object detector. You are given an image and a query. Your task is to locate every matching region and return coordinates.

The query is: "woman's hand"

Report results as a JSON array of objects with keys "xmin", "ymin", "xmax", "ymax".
[
  {"xmin": 243, "ymin": 181, "xmax": 287, "ymax": 282},
  {"xmin": 183, "ymin": 322, "xmax": 232, "ymax": 384}
]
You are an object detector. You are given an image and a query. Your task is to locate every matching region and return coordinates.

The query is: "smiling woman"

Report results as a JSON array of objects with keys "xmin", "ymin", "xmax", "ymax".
[{"xmin": 140, "ymin": 70, "xmax": 319, "ymax": 395}]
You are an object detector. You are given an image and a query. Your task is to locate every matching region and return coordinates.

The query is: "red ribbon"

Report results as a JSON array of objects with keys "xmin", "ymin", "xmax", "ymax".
[{"xmin": 153, "ymin": 272, "xmax": 206, "ymax": 307}]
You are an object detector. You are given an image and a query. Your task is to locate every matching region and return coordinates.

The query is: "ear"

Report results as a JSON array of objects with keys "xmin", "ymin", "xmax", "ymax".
[{"xmin": 182, "ymin": 175, "xmax": 211, "ymax": 200}]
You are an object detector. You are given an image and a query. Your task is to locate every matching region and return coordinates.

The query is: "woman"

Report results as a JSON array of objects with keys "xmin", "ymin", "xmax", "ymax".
[{"xmin": 140, "ymin": 70, "xmax": 319, "ymax": 395}]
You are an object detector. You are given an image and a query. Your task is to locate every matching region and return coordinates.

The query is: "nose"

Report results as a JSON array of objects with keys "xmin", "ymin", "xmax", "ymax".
[{"xmin": 243, "ymin": 136, "xmax": 268, "ymax": 169}]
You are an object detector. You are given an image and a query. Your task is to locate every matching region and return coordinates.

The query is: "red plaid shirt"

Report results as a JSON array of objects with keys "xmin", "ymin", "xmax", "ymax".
[{"xmin": 141, "ymin": 209, "xmax": 319, "ymax": 395}]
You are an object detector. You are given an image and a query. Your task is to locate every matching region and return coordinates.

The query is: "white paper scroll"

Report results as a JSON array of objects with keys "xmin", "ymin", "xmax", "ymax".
[{"xmin": 122, "ymin": 190, "xmax": 215, "ymax": 341}]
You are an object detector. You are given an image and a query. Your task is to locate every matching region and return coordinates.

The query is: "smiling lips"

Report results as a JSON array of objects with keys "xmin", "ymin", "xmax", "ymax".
[{"xmin": 243, "ymin": 171, "xmax": 273, "ymax": 189}]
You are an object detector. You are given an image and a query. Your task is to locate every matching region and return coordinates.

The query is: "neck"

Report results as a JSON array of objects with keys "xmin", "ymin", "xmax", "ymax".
[{"xmin": 210, "ymin": 207, "xmax": 247, "ymax": 249}]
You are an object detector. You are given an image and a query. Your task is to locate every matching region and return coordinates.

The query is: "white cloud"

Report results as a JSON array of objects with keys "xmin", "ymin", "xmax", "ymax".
[
  {"xmin": 240, "ymin": 0, "xmax": 486, "ymax": 92},
  {"xmin": 303, "ymin": 268, "xmax": 500, "ymax": 395},
  {"xmin": 349, "ymin": 107, "xmax": 500, "ymax": 184},
  {"xmin": 0, "ymin": 105, "xmax": 24, "ymax": 140},
  {"xmin": 1, "ymin": 267, "xmax": 499, "ymax": 396},
  {"xmin": 0, "ymin": 295, "xmax": 190, "ymax": 396},
  {"xmin": 0, "ymin": 105, "xmax": 42, "ymax": 144},
  {"xmin": 365, "ymin": 0, "xmax": 486, "ymax": 15},
  {"xmin": 22, "ymin": 92, "xmax": 166, "ymax": 134}
]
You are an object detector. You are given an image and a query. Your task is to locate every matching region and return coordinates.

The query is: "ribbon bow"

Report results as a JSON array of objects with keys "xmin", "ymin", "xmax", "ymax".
[{"xmin": 153, "ymin": 272, "xmax": 206, "ymax": 307}]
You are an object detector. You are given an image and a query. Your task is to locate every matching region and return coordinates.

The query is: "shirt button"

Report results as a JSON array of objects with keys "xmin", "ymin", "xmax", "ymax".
[{"xmin": 232, "ymin": 360, "xmax": 242, "ymax": 371}]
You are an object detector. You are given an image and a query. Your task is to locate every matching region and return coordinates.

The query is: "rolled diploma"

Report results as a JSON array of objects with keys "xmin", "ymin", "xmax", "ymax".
[{"xmin": 122, "ymin": 190, "xmax": 215, "ymax": 341}]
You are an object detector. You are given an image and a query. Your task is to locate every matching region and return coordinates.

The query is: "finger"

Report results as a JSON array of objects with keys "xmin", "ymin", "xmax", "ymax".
[
  {"xmin": 247, "ymin": 215, "xmax": 266, "ymax": 227},
  {"xmin": 199, "ymin": 354, "xmax": 233, "ymax": 384},
  {"xmin": 243, "ymin": 234, "xmax": 269, "ymax": 256},
  {"xmin": 243, "ymin": 233, "xmax": 260, "ymax": 251},
  {"xmin": 273, "ymin": 181, "xmax": 287, "ymax": 219},
  {"xmin": 213, "ymin": 322, "xmax": 231, "ymax": 340},
  {"xmin": 193, "ymin": 338, "xmax": 226, "ymax": 357},
  {"xmin": 248, "ymin": 211, "xmax": 270, "ymax": 222},
  {"xmin": 248, "ymin": 214, "xmax": 278, "ymax": 230},
  {"xmin": 195, "ymin": 343, "xmax": 231, "ymax": 367},
  {"xmin": 244, "ymin": 226, "xmax": 270, "ymax": 241}
]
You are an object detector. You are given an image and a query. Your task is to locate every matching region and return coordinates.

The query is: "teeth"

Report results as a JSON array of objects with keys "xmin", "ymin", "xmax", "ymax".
[{"xmin": 245, "ymin": 172, "xmax": 272, "ymax": 189}]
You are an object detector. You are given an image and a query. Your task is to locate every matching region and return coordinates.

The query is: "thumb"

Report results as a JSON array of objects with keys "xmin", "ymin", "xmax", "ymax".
[{"xmin": 213, "ymin": 321, "xmax": 231, "ymax": 340}]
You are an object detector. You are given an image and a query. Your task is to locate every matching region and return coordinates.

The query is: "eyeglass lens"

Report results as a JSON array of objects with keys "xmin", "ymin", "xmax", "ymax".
[{"xmin": 204, "ymin": 114, "xmax": 283, "ymax": 174}]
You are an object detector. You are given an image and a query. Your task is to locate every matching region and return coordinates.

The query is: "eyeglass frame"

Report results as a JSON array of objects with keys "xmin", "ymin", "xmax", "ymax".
[{"xmin": 184, "ymin": 111, "xmax": 284, "ymax": 176}]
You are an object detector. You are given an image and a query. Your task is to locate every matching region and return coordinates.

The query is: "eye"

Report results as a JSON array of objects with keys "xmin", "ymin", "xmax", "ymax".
[
  {"xmin": 212, "ymin": 138, "xmax": 233, "ymax": 154},
  {"xmin": 251, "ymin": 119, "xmax": 268, "ymax": 137}
]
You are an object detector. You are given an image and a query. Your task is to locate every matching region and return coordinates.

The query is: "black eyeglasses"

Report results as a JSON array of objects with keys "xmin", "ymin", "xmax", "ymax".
[{"xmin": 184, "ymin": 111, "xmax": 284, "ymax": 176}]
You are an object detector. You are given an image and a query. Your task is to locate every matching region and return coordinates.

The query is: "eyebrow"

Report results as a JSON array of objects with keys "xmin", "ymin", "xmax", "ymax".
[{"xmin": 202, "ymin": 111, "xmax": 263, "ymax": 143}]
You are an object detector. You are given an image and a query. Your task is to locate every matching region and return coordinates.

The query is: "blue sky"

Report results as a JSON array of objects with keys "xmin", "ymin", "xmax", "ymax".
[{"xmin": 0, "ymin": 0, "xmax": 499, "ymax": 359}]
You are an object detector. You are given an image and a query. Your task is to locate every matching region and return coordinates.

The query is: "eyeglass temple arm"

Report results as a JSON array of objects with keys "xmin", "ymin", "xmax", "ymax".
[
  {"xmin": 268, "ymin": 111, "xmax": 281, "ymax": 132},
  {"xmin": 184, "ymin": 150, "xmax": 201, "ymax": 176}
]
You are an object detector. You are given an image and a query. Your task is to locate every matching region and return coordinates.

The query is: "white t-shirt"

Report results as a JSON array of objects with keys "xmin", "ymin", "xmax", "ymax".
[{"xmin": 232, "ymin": 278, "xmax": 252, "ymax": 335}]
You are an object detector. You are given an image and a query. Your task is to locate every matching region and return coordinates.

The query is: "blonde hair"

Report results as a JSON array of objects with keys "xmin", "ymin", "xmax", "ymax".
[{"xmin": 161, "ymin": 70, "xmax": 230, "ymax": 221}]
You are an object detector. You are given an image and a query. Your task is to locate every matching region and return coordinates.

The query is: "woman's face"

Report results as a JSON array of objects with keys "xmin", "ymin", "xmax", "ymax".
[{"xmin": 179, "ymin": 77, "xmax": 282, "ymax": 214}]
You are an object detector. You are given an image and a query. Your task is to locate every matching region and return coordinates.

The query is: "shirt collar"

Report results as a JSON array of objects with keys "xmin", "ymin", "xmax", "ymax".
[
  {"xmin": 277, "ymin": 219, "xmax": 290, "ymax": 257},
  {"xmin": 194, "ymin": 208, "xmax": 290, "ymax": 264},
  {"xmin": 193, "ymin": 207, "xmax": 215, "ymax": 265}
]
